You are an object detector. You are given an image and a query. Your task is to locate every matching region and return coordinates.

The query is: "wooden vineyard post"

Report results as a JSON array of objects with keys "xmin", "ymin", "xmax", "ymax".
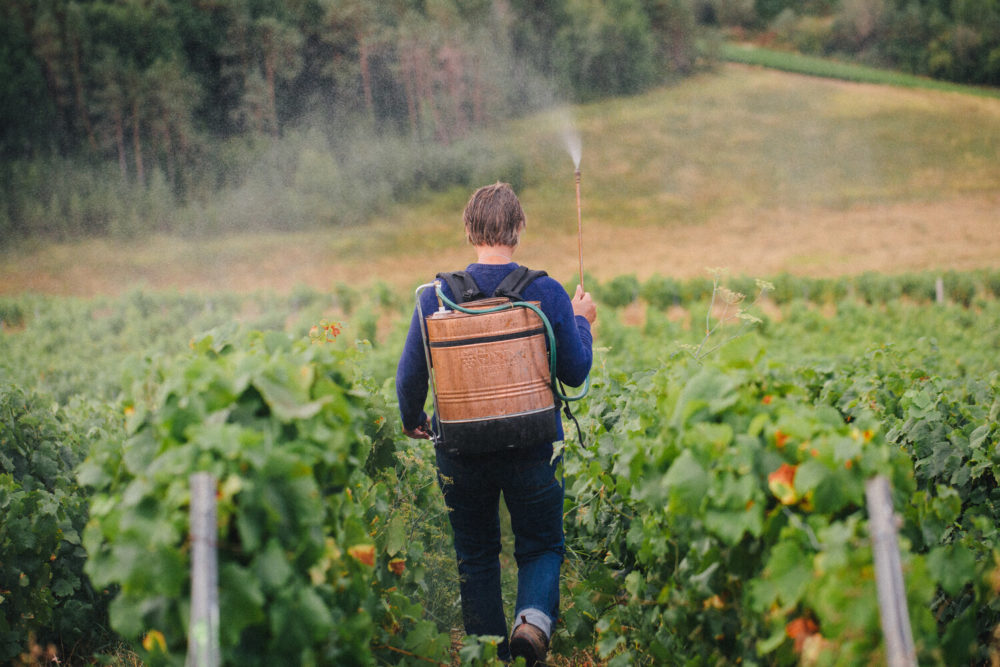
[
  {"xmin": 187, "ymin": 473, "xmax": 220, "ymax": 667},
  {"xmin": 865, "ymin": 475, "xmax": 917, "ymax": 667}
]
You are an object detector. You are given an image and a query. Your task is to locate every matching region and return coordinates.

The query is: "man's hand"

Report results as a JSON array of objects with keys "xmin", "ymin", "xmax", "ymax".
[
  {"xmin": 403, "ymin": 419, "xmax": 433, "ymax": 440},
  {"xmin": 572, "ymin": 284, "xmax": 597, "ymax": 324}
]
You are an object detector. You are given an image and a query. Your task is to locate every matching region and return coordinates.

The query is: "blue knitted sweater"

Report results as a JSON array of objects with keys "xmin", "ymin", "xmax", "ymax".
[{"xmin": 395, "ymin": 262, "xmax": 593, "ymax": 460}]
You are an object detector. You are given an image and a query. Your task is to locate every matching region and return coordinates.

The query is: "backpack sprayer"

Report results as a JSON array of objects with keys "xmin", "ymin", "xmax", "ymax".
[{"xmin": 414, "ymin": 170, "xmax": 590, "ymax": 455}]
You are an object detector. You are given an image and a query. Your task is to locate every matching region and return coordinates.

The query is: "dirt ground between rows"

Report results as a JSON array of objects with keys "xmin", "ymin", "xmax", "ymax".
[{"xmin": 2, "ymin": 194, "xmax": 997, "ymax": 298}]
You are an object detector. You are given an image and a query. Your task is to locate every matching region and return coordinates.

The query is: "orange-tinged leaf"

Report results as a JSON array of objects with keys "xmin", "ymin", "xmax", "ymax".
[
  {"xmin": 702, "ymin": 594, "xmax": 725, "ymax": 609},
  {"xmin": 348, "ymin": 544, "xmax": 375, "ymax": 566},
  {"xmin": 774, "ymin": 429, "xmax": 789, "ymax": 449},
  {"xmin": 786, "ymin": 617, "xmax": 819, "ymax": 653},
  {"xmin": 388, "ymin": 558, "xmax": 406, "ymax": 576},
  {"xmin": 142, "ymin": 630, "xmax": 167, "ymax": 653},
  {"xmin": 786, "ymin": 617, "xmax": 817, "ymax": 639},
  {"xmin": 768, "ymin": 463, "xmax": 798, "ymax": 505}
]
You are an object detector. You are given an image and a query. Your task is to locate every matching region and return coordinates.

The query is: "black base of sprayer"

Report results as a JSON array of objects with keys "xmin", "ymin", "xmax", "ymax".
[{"xmin": 435, "ymin": 407, "xmax": 559, "ymax": 456}]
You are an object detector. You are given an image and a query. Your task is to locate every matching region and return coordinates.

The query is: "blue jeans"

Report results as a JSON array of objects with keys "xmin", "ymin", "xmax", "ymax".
[{"xmin": 435, "ymin": 449, "xmax": 564, "ymax": 660}]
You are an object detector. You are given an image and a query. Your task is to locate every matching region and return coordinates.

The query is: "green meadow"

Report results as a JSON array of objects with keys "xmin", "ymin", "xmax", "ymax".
[{"xmin": 3, "ymin": 62, "xmax": 998, "ymax": 296}]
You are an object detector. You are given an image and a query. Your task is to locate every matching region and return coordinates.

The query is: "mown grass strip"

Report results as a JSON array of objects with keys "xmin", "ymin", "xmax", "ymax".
[{"xmin": 720, "ymin": 42, "xmax": 1000, "ymax": 99}]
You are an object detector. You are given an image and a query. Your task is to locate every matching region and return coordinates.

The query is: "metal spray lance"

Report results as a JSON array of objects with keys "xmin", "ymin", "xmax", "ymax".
[{"xmin": 575, "ymin": 168, "xmax": 584, "ymax": 291}]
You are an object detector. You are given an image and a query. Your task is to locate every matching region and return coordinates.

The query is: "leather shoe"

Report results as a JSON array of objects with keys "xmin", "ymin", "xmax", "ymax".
[{"xmin": 509, "ymin": 617, "xmax": 548, "ymax": 666}]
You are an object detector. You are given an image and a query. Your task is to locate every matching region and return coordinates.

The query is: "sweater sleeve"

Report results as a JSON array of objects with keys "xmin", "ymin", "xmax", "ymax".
[
  {"xmin": 531, "ymin": 277, "xmax": 593, "ymax": 388},
  {"xmin": 395, "ymin": 296, "xmax": 433, "ymax": 430}
]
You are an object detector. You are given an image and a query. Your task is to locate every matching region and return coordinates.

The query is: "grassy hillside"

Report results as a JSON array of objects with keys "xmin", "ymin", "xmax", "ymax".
[{"xmin": 2, "ymin": 63, "xmax": 998, "ymax": 296}]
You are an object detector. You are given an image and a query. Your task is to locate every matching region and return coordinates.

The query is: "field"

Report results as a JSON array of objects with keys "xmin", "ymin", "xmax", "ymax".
[
  {"xmin": 2, "ymin": 64, "xmax": 999, "ymax": 296},
  {"xmin": 1, "ymin": 64, "xmax": 999, "ymax": 665}
]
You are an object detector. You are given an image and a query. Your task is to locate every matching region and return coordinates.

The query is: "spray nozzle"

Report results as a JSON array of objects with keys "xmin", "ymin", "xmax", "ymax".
[{"xmin": 434, "ymin": 280, "xmax": 447, "ymax": 313}]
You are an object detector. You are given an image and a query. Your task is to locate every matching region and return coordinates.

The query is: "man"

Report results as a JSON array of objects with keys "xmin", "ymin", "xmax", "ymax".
[{"xmin": 396, "ymin": 182, "xmax": 596, "ymax": 665}]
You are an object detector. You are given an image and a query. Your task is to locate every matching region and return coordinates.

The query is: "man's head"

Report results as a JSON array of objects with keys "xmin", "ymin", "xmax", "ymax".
[{"xmin": 463, "ymin": 182, "xmax": 526, "ymax": 247}]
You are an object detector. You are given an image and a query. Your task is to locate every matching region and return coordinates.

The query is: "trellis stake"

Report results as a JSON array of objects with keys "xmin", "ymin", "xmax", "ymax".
[
  {"xmin": 187, "ymin": 473, "xmax": 220, "ymax": 667},
  {"xmin": 866, "ymin": 475, "xmax": 917, "ymax": 667}
]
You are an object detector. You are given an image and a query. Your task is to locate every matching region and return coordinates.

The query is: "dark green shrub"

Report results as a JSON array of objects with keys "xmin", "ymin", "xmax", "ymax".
[
  {"xmin": 898, "ymin": 272, "xmax": 937, "ymax": 303},
  {"xmin": 597, "ymin": 274, "xmax": 642, "ymax": 309},
  {"xmin": 289, "ymin": 284, "xmax": 321, "ymax": 310},
  {"xmin": 641, "ymin": 274, "xmax": 683, "ymax": 310},
  {"xmin": 332, "ymin": 282, "xmax": 358, "ymax": 315},
  {"xmin": 680, "ymin": 276, "xmax": 715, "ymax": 304},
  {"xmin": 371, "ymin": 281, "xmax": 400, "ymax": 310},
  {"xmin": 353, "ymin": 304, "xmax": 379, "ymax": 344},
  {"xmin": 80, "ymin": 330, "xmax": 453, "ymax": 666},
  {"xmin": 728, "ymin": 275, "xmax": 758, "ymax": 301},
  {"xmin": 983, "ymin": 270, "xmax": 1000, "ymax": 299},
  {"xmin": 0, "ymin": 300, "xmax": 25, "ymax": 329},
  {"xmin": 814, "ymin": 276, "xmax": 850, "ymax": 304},
  {"xmin": 757, "ymin": 0, "xmax": 799, "ymax": 22},
  {"xmin": 0, "ymin": 387, "xmax": 111, "ymax": 661},
  {"xmin": 854, "ymin": 271, "xmax": 902, "ymax": 305},
  {"xmin": 768, "ymin": 272, "xmax": 806, "ymax": 304},
  {"xmin": 943, "ymin": 270, "xmax": 977, "ymax": 307}
]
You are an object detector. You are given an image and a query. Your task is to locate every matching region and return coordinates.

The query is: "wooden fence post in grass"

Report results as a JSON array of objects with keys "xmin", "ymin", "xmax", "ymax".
[
  {"xmin": 187, "ymin": 473, "xmax": 220, "ymax": 667},
  {"xmin": 936, "ymin": 276, "xmax": 945, "ymax": 304},
  {"xmin": 865, "ymin": 475, "xmax": 917, "ymax": 667}
]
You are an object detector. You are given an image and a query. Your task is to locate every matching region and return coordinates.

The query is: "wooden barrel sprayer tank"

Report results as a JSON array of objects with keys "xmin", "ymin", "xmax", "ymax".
[{"xmin": 416, "ymin": 284, "xmax": 558, "ymax": 454}]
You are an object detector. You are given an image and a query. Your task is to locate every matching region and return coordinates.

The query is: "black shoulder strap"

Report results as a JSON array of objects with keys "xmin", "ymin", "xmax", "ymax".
[
  {"xmin": 492, "ymin": 265, "xmax": 548, "ymax": 301},
  {"xmin": 435, "ymin": 271, "xmax": 484, "ymax": 304}
]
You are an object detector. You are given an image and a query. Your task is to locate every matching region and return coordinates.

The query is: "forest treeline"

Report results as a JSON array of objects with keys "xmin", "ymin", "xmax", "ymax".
[
  {"xmin": 0, "ymin": 0, "xmax": 702, "ymax": 244},
  {"xmin": 1, "ymin": 0, "xmax": 998, "ymax": 246},
  {"xmin": 753, "ymin": 0, "xmax": 1000, "ymax": 85}
]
